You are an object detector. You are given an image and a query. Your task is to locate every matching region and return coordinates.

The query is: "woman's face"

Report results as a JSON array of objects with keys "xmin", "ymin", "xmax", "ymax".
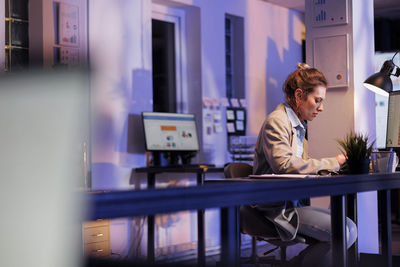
[{"xmin": 295, "ymin": 85, "xmax": 326, "ymax": 121}]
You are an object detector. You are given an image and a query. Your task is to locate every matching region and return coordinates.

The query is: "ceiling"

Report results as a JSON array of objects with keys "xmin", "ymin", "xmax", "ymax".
[{"xmin": 263, "ymin": 0, "xmax": 400, "ymax": 19}]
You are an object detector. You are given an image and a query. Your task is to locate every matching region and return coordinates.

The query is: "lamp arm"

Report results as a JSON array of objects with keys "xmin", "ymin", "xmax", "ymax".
[
  {"xmin": 391, "ymin": 51, "xmax": 399, "ymax": 61},
  {"xmin": 390, "ymin": 51, "xmax": 400, "ymax": 77}
]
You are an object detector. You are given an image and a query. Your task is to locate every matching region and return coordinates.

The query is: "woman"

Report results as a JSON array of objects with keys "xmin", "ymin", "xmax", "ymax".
[{"xmin": 253, "ymin": 63, "xmax": 357, "ymax": 263}]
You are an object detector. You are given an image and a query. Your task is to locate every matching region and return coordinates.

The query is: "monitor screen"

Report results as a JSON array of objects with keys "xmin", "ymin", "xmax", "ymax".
[
  {"xmin": 386, "ymin": 91, "xmax": 400, "ymax": 148},
  {"xmin": 142, "ymin": 112, "xmax": 200, "ymax": 152}
]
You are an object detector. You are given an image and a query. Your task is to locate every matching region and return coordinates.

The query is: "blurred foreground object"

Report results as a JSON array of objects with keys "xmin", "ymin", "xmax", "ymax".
[{"xmin": 0, "ymin": 69, "xmax": 89, "ymax": 267}]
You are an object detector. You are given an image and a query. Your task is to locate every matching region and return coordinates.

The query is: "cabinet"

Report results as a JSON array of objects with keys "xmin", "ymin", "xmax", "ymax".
[{"xmin": 82, "ymin": 219, "xmax": 110, "ymax": 258}]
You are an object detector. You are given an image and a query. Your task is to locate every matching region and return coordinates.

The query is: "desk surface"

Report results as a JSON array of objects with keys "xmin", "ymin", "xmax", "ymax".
[
  {"xmin": 135, "ymin": 165, "xmax": 224, "ymax": 173},
  {"xmin": 206, "ymin": 172, "xmax": 400, "ymax": 182}
]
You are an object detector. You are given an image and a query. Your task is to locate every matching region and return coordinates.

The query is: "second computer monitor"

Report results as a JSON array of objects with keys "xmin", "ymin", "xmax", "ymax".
[{"xmin": 386, "ymin": 91, "xmax": 400, "ymax": 149}]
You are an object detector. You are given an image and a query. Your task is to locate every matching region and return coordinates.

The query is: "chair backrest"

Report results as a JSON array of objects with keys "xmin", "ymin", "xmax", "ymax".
[
  {"xmin": 224, "ymin": 163, "xmax": 279, "ymax": 238},
  {"xmin": 224, "ymin": 162, "xmax": 253, "ymax": 178}
]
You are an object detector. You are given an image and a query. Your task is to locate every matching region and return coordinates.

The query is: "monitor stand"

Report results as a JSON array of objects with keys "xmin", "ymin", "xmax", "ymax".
[
  {"xmin": 166, "ymin": 152, "xmax": 179, "ymax": 165},
  {"xmin": 180, "ymin": 151, "xmax": 197, "ymax": 165},
  {"xmin": 152, "ymin": 152, "xmax": 179, "ymax": 166},
  {"xmin": 153, "ymin": 152, "xmax": 161, "ymax": 166}
]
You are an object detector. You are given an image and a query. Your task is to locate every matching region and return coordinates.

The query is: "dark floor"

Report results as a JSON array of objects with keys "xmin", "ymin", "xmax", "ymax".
[
  {"xmin": 200, "ymin": 221, "xmax": 400, "ymax": 267},
  {"xmin": 87, "ymin": 221, "xmax": 400, "ymax": 267},
  {"xmin": 392, "ymin": 222, "xmax": 400, "ymax": 255}
]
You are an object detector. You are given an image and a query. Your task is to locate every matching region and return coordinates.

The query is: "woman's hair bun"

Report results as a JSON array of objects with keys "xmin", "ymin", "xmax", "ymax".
[{"xmin": 297, "ymin": 62, "xmax": 311, "ymax": 70}]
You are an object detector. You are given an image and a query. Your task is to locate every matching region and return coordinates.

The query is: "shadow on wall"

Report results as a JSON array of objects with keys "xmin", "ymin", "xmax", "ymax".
[
  {"xmin": 92, "ymin": 111, "xmax": 117, "ymax": 150},
  {"xmin": 120, "ymin": 69, "xmax": 152, "ymax": 155},
  {"xmin": 131, "ymin": 69, "xmax": 153, "ymax": 104},
  {"xmin": 91, "ymin": 68, "xmax": 151, "ymax": 185},
  {"xmin": 113, "ymin": 69, "xmax": 152, "ymax": 168},
  {"xmin": 266, "ymin": 12, "xmax": 304, "ymax": 115},
  {"xmin": 91, "ymin": 162, "xmax": 132, "ymax": 191},
  {"xmin": 127, "ymin": 113, "xmax": 146, "ymax": 154}
]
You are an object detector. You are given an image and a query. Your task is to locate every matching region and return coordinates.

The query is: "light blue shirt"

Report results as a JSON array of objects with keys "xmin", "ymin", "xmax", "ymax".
[{"xmin": 284, "ymin": 104, "xmax": 306, "ymax": 158}]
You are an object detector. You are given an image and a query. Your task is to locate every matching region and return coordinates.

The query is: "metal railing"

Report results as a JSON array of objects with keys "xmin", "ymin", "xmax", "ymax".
[{"xmin": 86, "ymin": 172, "xmax": 400, "ymax": 267}]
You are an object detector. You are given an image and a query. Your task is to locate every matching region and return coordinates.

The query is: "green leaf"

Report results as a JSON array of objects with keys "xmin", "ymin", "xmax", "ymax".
[{"xmin": 336, "ymin": 131, "xmax": 375, "ymax": 161}]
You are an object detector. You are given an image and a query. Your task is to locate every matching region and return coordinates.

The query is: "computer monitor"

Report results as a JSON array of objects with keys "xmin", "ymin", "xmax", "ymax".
[
  {"xmin": 386, "ymin": 91, "xmax": 400, "ymax": 149},
  {"xmin": 142, "ymin": 112, "xmax": 200, "ymax": 152}
]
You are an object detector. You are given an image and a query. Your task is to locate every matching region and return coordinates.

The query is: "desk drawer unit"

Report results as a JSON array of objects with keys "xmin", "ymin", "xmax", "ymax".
[
  {"xmin": 82, "ymin": 219, "xmax": 110, "ymax": 258},
  {"xmin": 84, "ymin": 241, "xmax": 110, "ymax": 257}
]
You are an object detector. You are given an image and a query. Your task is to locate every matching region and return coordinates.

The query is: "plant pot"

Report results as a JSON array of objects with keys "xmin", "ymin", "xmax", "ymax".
[{"xmin": 347, "ymin": 158, "xmax": 370, "ymax": 174}]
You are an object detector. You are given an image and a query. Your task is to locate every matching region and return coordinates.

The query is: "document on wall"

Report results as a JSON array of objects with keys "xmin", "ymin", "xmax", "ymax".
[
  {"xmin": 60, "ymin": 47, "xmax": 79, "ymax": 65},
  {"xmin": 239, "ymin": 98, "xmax": 247, "ymax": 107},
  {"xmin": 236, "ymin": 110, "xmax": 245, "ymax": 120},
  {"xmin": 227, "ymin": 122, "xmax": 235, "ymax": 133},
  {"xmin": 214, "ymin": 124, "xmax": 223, "ymax": 133},
  {"xmin": 220, "ymin": 97, "xmax": 230, "ymax": 107},
  {"xmin": 59, "ymin": 3, "xmax": 79, "ymax": 47},
  {"xmin": 226, "ymin": 110, "xmax": 235, "ymax": 120},
  {"xmin": 235, "ymin": 120, "xmax": 244, "ymax": 131},
  {"xmin": 230, "ymin": 98, "xmax": 240, "ymax": 107}
]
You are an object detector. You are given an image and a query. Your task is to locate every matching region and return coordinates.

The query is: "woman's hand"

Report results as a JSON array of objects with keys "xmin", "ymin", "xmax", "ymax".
[{"xmin": 335, "ymin": 154, "xmax": 347, "ymax": 165}]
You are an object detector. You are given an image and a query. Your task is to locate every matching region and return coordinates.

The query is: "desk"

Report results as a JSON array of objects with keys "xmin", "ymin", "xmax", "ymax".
[
  {"xmin": 207, "ymin": 175, "xmax": 395, "ymax": 267},
  {"xmin": 135, "ymin": 166, "xmax": 224, "ymax": 266},
  {"xmin": 88, "ymin": 172, "xmax": 400, "ymax": 267}
]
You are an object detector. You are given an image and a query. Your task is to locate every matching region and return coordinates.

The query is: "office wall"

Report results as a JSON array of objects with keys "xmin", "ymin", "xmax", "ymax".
[
  {"xmin": 352, "ymin": 0, "xmax": 379, "ymax": 254},
  {"xmin": 89, "ymin": 0, "xmax": 304, "ymax": 259},
  {"xmin": 0, "ymin": 71, "xmax": 89, "ymax": 267},
  {"xmin": 305, "ymin": 0, "xmax": 378, "ymax": 253},
  {"xmin": 305, "ymin": 0, "xmax": 375, "ymax": 167},
  {"xmin": 245, "ymin": 1, "xmax": 305, "ymax": 135},
  {"xmin": 89, "ymin": 0, "xmax": 150, "ymax": 172},
  {"xmin": 89, "ymin": 0, "xmax": 304, "ymax": 181},
  {"xmin": 0, "ymin": 0, "xmax": 304, "ymax": 261}
]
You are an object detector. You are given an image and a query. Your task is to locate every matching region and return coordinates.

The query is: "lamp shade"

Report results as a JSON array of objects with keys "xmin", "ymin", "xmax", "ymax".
[{"xmin": 363, "ymin": 60, "xmax": 395, "ymax": 97}]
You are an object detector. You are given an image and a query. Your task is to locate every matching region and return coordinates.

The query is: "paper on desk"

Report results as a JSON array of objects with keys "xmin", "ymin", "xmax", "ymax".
[{"xmin": 249, "ymin": 174, "xmax": 320, "ymax": 179}]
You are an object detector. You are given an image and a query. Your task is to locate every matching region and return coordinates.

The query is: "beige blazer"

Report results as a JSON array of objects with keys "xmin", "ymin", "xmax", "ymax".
[
  {"xmin": 252, "ymin": 103, "xmax": 340, "ymax": 241},
  {"xmin": 253, "ymin": 103, "xmax": 340, "ymax": 175}
]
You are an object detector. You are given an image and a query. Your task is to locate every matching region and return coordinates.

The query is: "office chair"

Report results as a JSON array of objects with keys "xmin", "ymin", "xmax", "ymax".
[{"xmin": 224, "ymin": 163, "xmax": 314, "ymax": 265}]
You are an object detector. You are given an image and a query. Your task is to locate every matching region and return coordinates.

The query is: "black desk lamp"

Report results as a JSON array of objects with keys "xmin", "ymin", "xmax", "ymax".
[{"xmin": 363, "ymin": 51, "xmax": 400, "ymax": 97}]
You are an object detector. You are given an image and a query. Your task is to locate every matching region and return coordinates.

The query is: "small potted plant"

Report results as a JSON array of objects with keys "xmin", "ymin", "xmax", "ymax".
[{"xmin": 337, "ymin": 132, "xmax": 375, "ymax": 174}]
